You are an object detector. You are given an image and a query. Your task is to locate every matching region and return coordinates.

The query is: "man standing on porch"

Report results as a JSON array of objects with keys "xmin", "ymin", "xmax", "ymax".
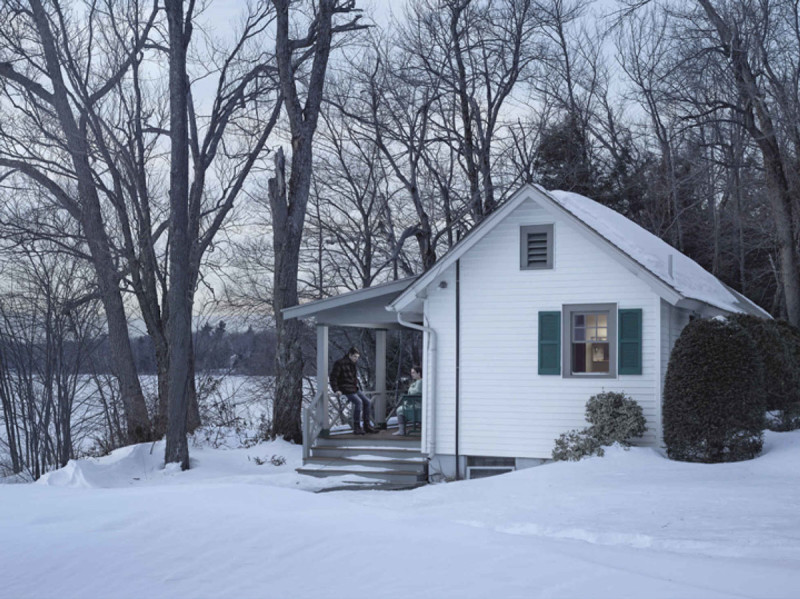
[{"xmin": 330, "ymin": 347, "xmax": 377, "ymax": 435}]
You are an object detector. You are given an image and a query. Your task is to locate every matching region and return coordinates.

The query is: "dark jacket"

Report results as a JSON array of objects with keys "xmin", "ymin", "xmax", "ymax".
[{"xmin": 330, "ymin": 355, "xmax": 359, "ymax": 394}]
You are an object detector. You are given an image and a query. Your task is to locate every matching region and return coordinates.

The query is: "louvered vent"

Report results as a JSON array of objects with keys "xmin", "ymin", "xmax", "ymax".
[
  {"xmin": 520, "ymin": 224, "xmax": 553, "ymax": 270},
  {"xmin": 526, "ymin": 232, "xmax": 549, "ymax": 267}
]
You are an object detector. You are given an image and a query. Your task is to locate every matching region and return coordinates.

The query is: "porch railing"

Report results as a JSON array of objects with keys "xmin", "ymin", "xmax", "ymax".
[
  {"xmin": 302, "ymin": 389, "xmax": 393, "ymax": 460},
  {"xmin": 303, "ymin": 389, "xmax": 325, "ymax": 461}
]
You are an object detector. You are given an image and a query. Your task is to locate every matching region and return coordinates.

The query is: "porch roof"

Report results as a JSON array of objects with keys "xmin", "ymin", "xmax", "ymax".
[{"xmin": 282, "ymin": 276, "xmax": 420, "ymax": 329}]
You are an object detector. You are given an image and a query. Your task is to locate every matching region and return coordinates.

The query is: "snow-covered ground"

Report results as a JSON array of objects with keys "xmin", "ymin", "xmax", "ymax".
[{"xmin": 2, "ymin": 431, "xmax": 800, "ymax": 599}]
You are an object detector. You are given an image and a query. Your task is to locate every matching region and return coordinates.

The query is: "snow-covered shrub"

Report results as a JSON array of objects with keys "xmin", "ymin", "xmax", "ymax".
[
  {"xmin": 251, "ymin": 454, "xmax": 286, "ymax": 466},
  {"xmin": 585, "ymin": 391, "xmax": 647, "ymax": 444},
  {"xmin": 552, "ymin": 391, "xmax": 646, "ymax": 461},
  {"xmin": 729, "ymin": 315, "xmax": 800, "ymax": 431},
  {"xmin": 663, "ymin": 318, "xmax": 765, "ymax": 463},
  {"xmin": 552, "ymin": 430, "xmax": 605, "ymax": 461}
]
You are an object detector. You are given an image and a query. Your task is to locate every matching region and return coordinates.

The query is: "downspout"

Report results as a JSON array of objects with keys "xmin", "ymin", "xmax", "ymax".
[
  {"xmin": 455, "ymin": 259, "xmax": 460, "ymax": 480},
  {"xmin": 395, "ymin": 311, "xmax": 437, "ymax": 460}
]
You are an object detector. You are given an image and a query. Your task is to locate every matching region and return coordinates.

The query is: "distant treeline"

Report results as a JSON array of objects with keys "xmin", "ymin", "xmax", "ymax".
[
  {"xmin": 0, "ymin": 318, "xmax": 419, "ymax": 382},
  {"xmin": 125, "ymin": 322, "xmax": 284, "ymax": 376},
  {"xmin": 133, "ymin": 323, "xmax": 279, "ymax": 376},
  {"xmin": 0, "ymin": 322, "xmax": 280, "ymax": 377}
]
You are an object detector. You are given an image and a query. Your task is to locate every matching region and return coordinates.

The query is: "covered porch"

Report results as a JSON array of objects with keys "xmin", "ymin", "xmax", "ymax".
[{"xmin": 282, "ymin": 277, "xmax": 424, "ymax": 466}]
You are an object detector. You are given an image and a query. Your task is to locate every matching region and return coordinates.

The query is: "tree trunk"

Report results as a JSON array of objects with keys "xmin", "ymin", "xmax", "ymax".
[
  {"xmin": 89, "ymin": 225, "xmax": 152, "ymax": 443},
  {"xmin": 164, "ymin": 0, "xmax": 192, "ymax": 469},
  {"xmin": 269, "ymin": 0, "xmax": 363, "ymax": 442},
  {"xmin": 270, "ymin": 149, "xmax": 304, "ymax": 443}
]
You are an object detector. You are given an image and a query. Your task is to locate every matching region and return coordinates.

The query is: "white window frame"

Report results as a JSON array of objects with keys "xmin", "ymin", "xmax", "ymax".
[{"xmin": 562, "ymin": 303, "xmax": 617, "ymax": 379}]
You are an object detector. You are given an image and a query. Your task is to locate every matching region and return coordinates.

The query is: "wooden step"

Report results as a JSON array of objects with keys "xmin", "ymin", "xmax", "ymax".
[
  {"xmin": 304, "ymin": 455, "xmax": 425, "ymax": 470},
  {"xmin": 316, "ymin": 481, "xmax": 428, "ymax": 493},
  {"xmin": 298, "ymin": 428, "xmax": 428, "ymax": 486},
  {"xmin": 311, "ymin": 445, "xmax": 424, "ymax": 461},
  {"xmin": 314, "ymin": 435, "xmax": 420, "ymax": 449},
  {"xmin": 297, "ymin": 463, "xmax": 426, "ymax": 485}
]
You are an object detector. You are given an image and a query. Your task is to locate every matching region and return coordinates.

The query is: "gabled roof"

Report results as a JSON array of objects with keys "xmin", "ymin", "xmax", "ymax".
[
  {"xmin": 389, "ymin": 184, "xmax": 769, "ymax": 318},
  {"xmin": 282, "ymin": 276, "xmax": 419, "ymax": 328}
]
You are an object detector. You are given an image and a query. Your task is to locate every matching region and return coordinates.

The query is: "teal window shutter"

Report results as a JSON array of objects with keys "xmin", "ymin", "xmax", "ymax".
[
  {"xmin": 538, "ymin": 311, "xmax": 561, "ymax": 375},
  {"xmin": 618, "ymin": 309, "xmax": 643, "ymax": 375}
]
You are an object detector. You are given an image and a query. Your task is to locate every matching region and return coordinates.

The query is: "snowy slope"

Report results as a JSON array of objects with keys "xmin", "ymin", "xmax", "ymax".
[{"xmin": 2, "ymin": 432, "xmax": 800, "ymax": 598}]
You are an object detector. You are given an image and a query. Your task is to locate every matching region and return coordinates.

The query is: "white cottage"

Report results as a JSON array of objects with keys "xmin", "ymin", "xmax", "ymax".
[{"xmin": 286, "ymin": 184, "xmax": 769, "ymax": 483}]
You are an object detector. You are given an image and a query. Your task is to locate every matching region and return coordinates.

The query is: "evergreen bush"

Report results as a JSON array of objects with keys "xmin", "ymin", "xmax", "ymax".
[
  {"xmin": 663, "ymin": 317, "xmax": 765, "ymax": 463},
  {"xmin": 552, "ymin": 391, "xmax": 646, "ymax": 461}
]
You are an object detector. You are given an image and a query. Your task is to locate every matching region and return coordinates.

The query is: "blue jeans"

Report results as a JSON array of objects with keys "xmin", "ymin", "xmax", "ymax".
[{"xmin": 344, "ymin": 391, "xmax": 372, "ymax": 427}]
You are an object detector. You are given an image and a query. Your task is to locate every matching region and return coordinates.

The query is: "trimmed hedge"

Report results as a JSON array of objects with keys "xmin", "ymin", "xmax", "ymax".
[
  {"xmin": 552, "ymin": 391, "xmax": 646, "ymax": 461},
  {"xmin": 663, "ymin": 317, "xmax": 765, "ymax": 463}
]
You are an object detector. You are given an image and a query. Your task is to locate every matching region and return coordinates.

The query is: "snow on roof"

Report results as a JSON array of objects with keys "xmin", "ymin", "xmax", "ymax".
[
  {"xmin": 547, "ymin": 190, "xmax": 761, "ymax": 315},
  {"xmin": 390, "ymin": 184, "xmax": 766, "ymax": 317}
]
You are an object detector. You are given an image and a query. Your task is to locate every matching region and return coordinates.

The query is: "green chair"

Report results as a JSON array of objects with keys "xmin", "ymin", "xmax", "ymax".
[{"xmin": 398, "ymin": 394, "xmax": 422, "ymax": 435}]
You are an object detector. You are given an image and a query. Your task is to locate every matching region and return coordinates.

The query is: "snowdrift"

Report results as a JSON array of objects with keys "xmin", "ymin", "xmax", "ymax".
[{"xmin": 4, "ymin": 430, "xmax": 800, "ymax": 598}]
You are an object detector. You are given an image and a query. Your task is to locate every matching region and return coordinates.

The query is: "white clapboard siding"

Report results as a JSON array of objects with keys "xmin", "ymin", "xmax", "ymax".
[
  {"xmin": 422, "ymin": 263, "xmax": 457, "ymax": 456},
  {"xmin": 430, "ymin": 197, "xmax": 664, "ymax": 459}
]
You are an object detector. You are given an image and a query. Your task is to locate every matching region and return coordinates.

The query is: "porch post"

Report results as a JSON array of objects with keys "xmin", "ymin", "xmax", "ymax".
[
  {"xmin": 317, "ymin": 324, "xmax": 329, "ymax": 433},
  {"xmin": 375, "ymin": 329, "xmax": 387, "ymax": 427}
]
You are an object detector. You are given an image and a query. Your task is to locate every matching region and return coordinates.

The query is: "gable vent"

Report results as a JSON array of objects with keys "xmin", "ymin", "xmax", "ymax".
[
  {"xmin": 520, "ymin": 224, "xmax": 553, "ymax": 270},
  {"xmin": 527, "ymin": 232, "xmax": 548, "ymax": 266}
]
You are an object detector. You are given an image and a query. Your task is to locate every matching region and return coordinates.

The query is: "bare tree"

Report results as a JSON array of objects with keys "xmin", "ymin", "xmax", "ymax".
[
  {"xmin": 0, "ymin": 238, "xmax": 104, "ymax": 479},
  {"xmin": 160, "ymin": 0, "xmax": 283, "ymax": 467},
  {"xmin": 269, "ymin": 0, "xmax": 367, "ymax": 443},
  {"xmin": 326, "ymin": 40, "xmax": 440, "ymax": 270},
  {"xmin": 1, "ymin": 1, "xmax": 284, "ymax": 461},
  {"xmin": 400, "ymin": 0, "xmax": 544, "ymax": 221},
  {"xmin": 0, "ymin": 0, "xmax": 156, "ymax": 442},
  {"xmin": 693, "ymin": 0, "xmax": 800, "ymax": 325},
  {"xmin": 617, "ymin": 0, "xmax": 800, "ymax": 324},
  {"xmin": 163, "ymin": 0, "xmax": 193, "ymax": 468},
  {"xmin": 305, "ymin": 114, "xmax": 400, "ymax": 290},
  {"xmin": 616, "ymin": 9, "xmax": 691, "ymax": 249}
]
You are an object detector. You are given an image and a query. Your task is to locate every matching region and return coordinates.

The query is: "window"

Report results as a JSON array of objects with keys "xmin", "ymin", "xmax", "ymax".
[
  {"xmin": 562, "ymin": 304, "xmax": 617, "ymax": 378},
  {"xmin": 466, "ymin": 456, "xmax": 516, "ymax": 479},
  {"xmin": 520, "ymin": 224, "xmax": 553, "ymax": 270},
  {"xmin": 540, "ymin": 306, "xmax": 642, "ymax": 377},
  {"xmin": 572, "ymin": 312, "xmax": 609, "ymax": 373}
]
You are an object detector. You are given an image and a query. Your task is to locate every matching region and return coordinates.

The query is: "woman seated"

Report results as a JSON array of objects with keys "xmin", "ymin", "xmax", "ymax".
[{"xmin": 394, "ymin": 364, "xmax": 422, "ymax": 436}]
